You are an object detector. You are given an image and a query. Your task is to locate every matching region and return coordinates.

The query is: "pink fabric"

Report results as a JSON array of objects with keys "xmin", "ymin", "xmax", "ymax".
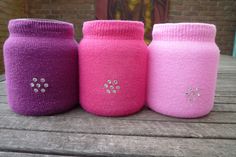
[
  {"xmin": 79, "ymin": 20, "xmax": 148, "ymax": 116},
  {"xmin": 147, "ymin": 23, "xmax": 220, "ymax": 118}
]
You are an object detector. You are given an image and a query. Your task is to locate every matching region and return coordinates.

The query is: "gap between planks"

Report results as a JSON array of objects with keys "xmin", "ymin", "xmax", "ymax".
[{"xmin": 0, "ymin": 151, "xmax": 78, "ymax": 157}]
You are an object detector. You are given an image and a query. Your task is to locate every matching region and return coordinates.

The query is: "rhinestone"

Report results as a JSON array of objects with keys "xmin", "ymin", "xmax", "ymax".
[
  {"xmin": 32, "ymin": 78, "xmax": 37, "ymax": 82},
  {"xmin": 113, "ymin": 80, "xmax": 118, "ymax": 84},
  {"xmin": 30, "ymin": 83, "xmax": 35, "ymax": 87},
  {"xmin": 104, "ymin": 83, "xmax": 108, "ymax": 88},
  {"xmin": 106, "ymin": 89, "xmax": 111, "ymax": 94},
  {"xmin": 112, "ymin": 90, "xmax": 117, "ymax": 93},
  {"xmin": 116, "ymin": 86, "xmax": 120, "ymax": 90},
  {"xmin": 34, "ymin": 88, "xmax": 39, "ymax": 93},
  {"xmin": 41, "ymin": 88, "xmax": 46, "ymax": 93},
  {"xmin": 44, "ymin": 83, "xmax": 49, "ymax": 88},
  {"xmin": 185, "ymin": 86, "xmax": 201, "ymax": 102},
  {"xmin": 40, "ymin": 78, "xmax": 45, "ymax": 83},
  {"xmin": 110, "ymin": 85, "xmax": 114, "ymax": 89},
  {"xmin": 107, "ymin": 80, "xmax": 112, "ymax": 84},
  {"xmin": 36, "ymin": 83, "xmax": 41, "ymax": 88}
]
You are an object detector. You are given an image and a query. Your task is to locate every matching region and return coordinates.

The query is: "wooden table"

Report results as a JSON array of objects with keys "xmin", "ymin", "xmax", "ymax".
[{"xmin": 0, "ymin": 55, "xmax": 236, "ymax": 157}]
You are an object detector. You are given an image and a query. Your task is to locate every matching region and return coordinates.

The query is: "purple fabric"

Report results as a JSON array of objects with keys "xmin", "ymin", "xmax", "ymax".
[{"xmin": 3, "ymin": 19, "xmax": 78, "ymax": 116}]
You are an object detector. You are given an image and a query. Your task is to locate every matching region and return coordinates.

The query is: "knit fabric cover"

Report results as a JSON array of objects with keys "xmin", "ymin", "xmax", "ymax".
[
  {"xmin": 147, "ymin": 23, "xmax": 220, "ymax": 118},
  {"xmin": 79, "ymin": 20, "xmax": 148, "ymax": 116},
  {"xmin": 4, "ymin": 19, "xmax": 78, "ymax": 116}
]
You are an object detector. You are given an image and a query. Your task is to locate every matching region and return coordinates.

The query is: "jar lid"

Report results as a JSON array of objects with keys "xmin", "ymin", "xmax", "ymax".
[
  {"xmin": 8, "ymin": 18, "xmax": 74, "ymax": 38},
  {"xmin": 152, "ymin": 23, "xmax": 216, "ymax": 42},
  {"xmin": 82, "ymin": 20, "xmax": 144, "ymax": 40}
]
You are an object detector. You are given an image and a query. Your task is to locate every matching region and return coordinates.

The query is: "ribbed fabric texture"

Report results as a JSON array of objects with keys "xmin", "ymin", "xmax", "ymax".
[
  {"xmin": 4, "ymin": 19, "xmax": 78, "ymax": 116},
  {"xmin": 82, "ymin": 20, "xmax": 144, "ymax": 40},
  {"xmin": 152, "ymin": 23, "xmax": 216, "ymax": 41},
  {"xmin": 147, "ymin": 23, "xmax": 220, "ymax": 118},
  {"xmin": 8, "ymin": 18, "xmax": 74, "ymax": 38},
  {"xmin": 79, "ymin": 20, "xmax": 148, "ymax": 116}
]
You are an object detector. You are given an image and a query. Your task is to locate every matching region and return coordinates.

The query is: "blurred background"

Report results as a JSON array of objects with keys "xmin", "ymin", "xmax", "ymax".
[{"xmin": 0, "ymin": 0, "xmax": 235, "ymax": 74}]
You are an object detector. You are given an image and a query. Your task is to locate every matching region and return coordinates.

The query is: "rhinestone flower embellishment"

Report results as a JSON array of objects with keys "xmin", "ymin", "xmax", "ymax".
[
  {"xmin": 30, "ymin": 77, "xmax": 49, "ymax": 93},
  {"xmin": 185, "ymin": 87, "xmax": 200, "ymax": 102},
  {"xmin": 103, "ymin": 79, "xmax": 120, "ymax": 94}
]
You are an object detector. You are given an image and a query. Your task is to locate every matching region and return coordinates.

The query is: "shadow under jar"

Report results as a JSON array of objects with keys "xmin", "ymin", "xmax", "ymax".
[
  {"xmin": 3, "ymin": 19, "xmax": 78, "ymax": 116},
  {"xmin": 147, "ymin": 23, "xmax": 220, "ymax": 118},
  {"xmin": 79, "ymin": 20, "xmax": 148, "ymax": 116}
]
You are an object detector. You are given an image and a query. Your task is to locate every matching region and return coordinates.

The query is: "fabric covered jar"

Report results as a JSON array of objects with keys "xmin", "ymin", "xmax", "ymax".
[
  {"xmin": 147, "ymin": 23, "xmax": 220, "ymax": 118},
  {"xmin": 3, "ymin": 19, "xmax": 78, "ymax": 116},
  {"xmin": 79, "ymin": 20, "xmax": 148, "ymax": 116}
]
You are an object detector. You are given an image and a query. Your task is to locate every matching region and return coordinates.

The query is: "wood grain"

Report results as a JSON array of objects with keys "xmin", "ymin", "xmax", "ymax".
[
  {"xmin": 0, "ymin": 114, "xmax": 236, "ymax": 139},
  {"xmin": 0, "ymin": 129, "xmax": 236, "ymax": 157}
]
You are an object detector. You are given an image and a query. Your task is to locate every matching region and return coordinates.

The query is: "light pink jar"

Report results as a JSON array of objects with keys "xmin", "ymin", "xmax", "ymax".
[{"xmin": 147, "ymin": 23, "xmax": 220, "ymax": 118}]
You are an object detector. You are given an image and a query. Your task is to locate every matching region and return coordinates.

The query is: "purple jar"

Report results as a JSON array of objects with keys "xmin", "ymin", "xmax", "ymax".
[{"xmin": 3, "ymin": 19, "xmax": 78, "ymax": 116}]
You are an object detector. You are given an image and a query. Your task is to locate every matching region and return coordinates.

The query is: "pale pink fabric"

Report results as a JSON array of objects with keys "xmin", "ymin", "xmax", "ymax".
[
  {"xmin": 79, "ymin": 20, "xmax": 148, "ymax": 116},
  {"xmin": 147, "ymin": 23, "xmax": 220, "ymax": 118}
]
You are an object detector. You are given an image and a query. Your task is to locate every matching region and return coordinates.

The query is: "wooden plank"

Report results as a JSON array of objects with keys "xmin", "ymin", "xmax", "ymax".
[
  {"xmin": 0, "ymin": 91, "xmax": 6, "ymax": 96},
  {"xmin": 218, "ymin": 71, "xmax": 236, "ymax": 74},
  {"xmin": 216, "ymin": 81, "xmax": 236, "ymax": 88},
  {"xmin": 215, "ymin": 96, "xmax": 236, "ymax": 104},
  {"xmin": 216, "ymin": 83, "xmax": 236, "ymax": 88},
  {"xmin": 218, "ymin": 70, "xmax": 236, "ymax": 74},
  {"xmin": 216, "ymin": 88, "xmax": 236, "ymax": 92},
  {"xmin": 218, "ymin": 66, "xmax": 236, "ymax": 71},
  {"xmin": 0, "ymin": 95, "xmax": 7, "ymax": 103},
  {"xmin": 217, "ymin": 72, "xmax": 236, "ymax": 76},
  {"xmin": 215, "ymin": 91, "xmax": 236, "ymax": 96},
  {"xmin": 217, "ymin": 75, "xmax": 236, "ymax": 80},
  {"xmin": 0, "ymin": 114, "xmax": 236, "ymax": 139},
  {"xmin": 0, "ymin": 81, "xmax": 6, "ymax": 96},
  {"xmin": 0, "ymin": 152, "xmax": 75, "ymax": 157},
  {"xmin": 0, "ymin": 129, "xmax": 235, "ymax": 157},
  {"xmin": 219, "ymin": 55, "xmax": 236, "ymax": 64},
  {"xmin": 0, "ymin": 74, "xmax": 5, "ymax": 82},
  {"xmin": 217, "ymin": 79, "xmax": 236, "ymax": 84},
  {"xmin": 213, "ymin": 103, "xmax": 236, "ymax": 112}
]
